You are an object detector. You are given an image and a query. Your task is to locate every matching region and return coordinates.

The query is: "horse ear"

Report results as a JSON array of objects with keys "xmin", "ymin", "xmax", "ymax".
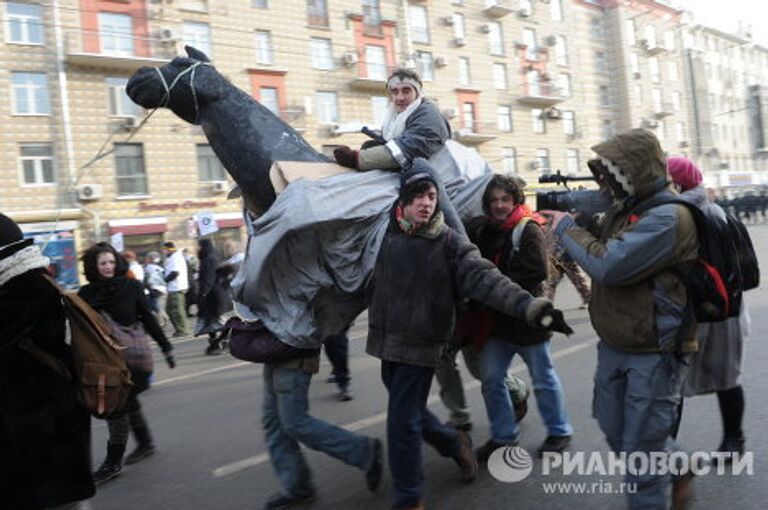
[{"xmin": 185, "ymin": 45, "xmax": 211, "ymax": 63}]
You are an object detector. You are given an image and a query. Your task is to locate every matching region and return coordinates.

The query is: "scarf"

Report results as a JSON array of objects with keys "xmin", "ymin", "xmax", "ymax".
[
  {"xmin": 381, "ymin": 97, "xmax": 423, "ymax": 141},
  {"xmin": 0, "ymin": 245, "xmax": 50, "ymax": 287},
  {"xmin": 395, "ymin": 206, "xmax": 444, "ymax": 238},
  {"xmin": 81, "ymin": 276, "xmax": 130, "ymax": 311}
]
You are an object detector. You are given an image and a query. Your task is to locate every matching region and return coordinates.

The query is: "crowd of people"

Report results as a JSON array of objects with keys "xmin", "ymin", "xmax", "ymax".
[{"xmin": 1, "ymin": 66, "xmax": 756, "ymax": 510}]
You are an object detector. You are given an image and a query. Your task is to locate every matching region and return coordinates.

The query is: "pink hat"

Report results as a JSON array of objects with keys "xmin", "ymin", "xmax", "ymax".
[{"xmin": 667, "ymin": 156, "xmax": 702, "ymax": 191}]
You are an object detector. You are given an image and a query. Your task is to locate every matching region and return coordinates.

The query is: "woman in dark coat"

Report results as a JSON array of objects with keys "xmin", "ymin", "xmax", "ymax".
[
  {"xmin": 194, "ymin": 239, "xmax": 230, "ymax": 354},
  {"xmin": 78, "ymin": 243, "xmax": 176, "ymax": 485},
  {"xmin": 0, "ymin": 213, "xmax": 94, "ymax": 509}
]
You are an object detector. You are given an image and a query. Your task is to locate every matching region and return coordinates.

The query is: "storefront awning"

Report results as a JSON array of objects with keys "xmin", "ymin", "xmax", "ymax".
[
  {"xmin": 108, "ymin": 217, "xmax": 168, "ymax": 236},
  {"xmin": 214, "ymin": 212, "xmax": 244, "ymax": 229}
]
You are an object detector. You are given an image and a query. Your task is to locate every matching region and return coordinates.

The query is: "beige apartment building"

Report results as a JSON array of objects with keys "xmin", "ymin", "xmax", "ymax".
[{"xmin": 0, "ymin": 0, "xmax": 763, "ymax": 288}]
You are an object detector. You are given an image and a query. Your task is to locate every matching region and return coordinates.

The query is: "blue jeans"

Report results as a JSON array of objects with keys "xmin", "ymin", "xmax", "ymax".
[
  {"xmin": 262, "ymin": 364, "xmax": 373, "ymax": 498},
  {"xmin": 478, "ymin": 338, "xmax": 572, "ymax": 443},
  {"xmin": 381, "ymin": 361, "xmax": 461, "ymax": 509},
  {"xmin": 594, "ymin": 342, "xmax": 689, "ymax": 510}
]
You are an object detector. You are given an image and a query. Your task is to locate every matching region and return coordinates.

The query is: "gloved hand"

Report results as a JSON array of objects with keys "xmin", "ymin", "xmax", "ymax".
[
  {"xmin": 525, "ymin": 297, "xmax": 574, "ymax": 335},
  {"xmin": 333, "ymin": 145, "xmax": 360, "ymax": 169},
  {"xmin": 539, "ymin": 210, "xmax": 575, "ymax": 233},
  {"xmin": 163, "ymin": 351, "xmax": 176, "ymax": 369}
]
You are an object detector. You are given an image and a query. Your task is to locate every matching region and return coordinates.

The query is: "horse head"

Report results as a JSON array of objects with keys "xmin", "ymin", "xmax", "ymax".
[{"xmin": 127, "ymin": 46, "xmax": 328, "ymax": 214}]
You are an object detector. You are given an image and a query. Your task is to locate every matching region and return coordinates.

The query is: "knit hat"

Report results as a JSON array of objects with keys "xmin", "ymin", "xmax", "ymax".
[
  {"xmin": 399, "ymin": 159, "xmax": 438, "ymax": 200},
  {"xmin": 667, "ymin": 156, "xmax": 703, "ymax": 191},
  {"xmin": 0, "ymin": 213, "xmax": 33, "ymax": 261}
]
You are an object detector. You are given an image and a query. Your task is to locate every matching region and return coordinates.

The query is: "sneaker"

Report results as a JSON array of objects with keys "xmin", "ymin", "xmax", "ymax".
[
  {"xmin": 92, "ymin": 462, "xmax": 122, "ymax": 486},
  {"xmin": 453, "ymin": 430, "xmax": 478, "ymax": 483},
  {"xmin": 205, "ymin": 343, "xmax": 223, "ymax": 355},
  {"xmin": 124, "ymin": 443, "xmax": 156, "ymax": 465},
  {"xmin": 326, "ymin": 374, "xmax": 338, "ymax": 384},
  {"xmin": 263, "ymin": 491, "xmax": 317, "ymax": 510},
  {"xmin": 538, "ymin": 435, "xmax": 572, "ymax": 456},
  {"xmin": 338, "ymin": 388, "xmax": 354, "ymax": 402},
  {"xmin": 475, "ymin": 439, "xmax": 513, "ymax": 464},
  {"xmin": 365, "ymin": 438, "xmax": 383, "ymax": 492}
]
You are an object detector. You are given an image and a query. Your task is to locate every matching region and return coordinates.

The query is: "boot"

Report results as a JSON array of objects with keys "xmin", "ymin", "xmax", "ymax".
[
  {"xmin": 205, "ymin": 337, "xmax": 223, "ymax": 355},
  {"xmin": 125, "ymin": 426, "xmax": 156, "ymax": 465},
  {"xmin": 93, "ymin": 443, "xmax": 125, "ymax": 485}
]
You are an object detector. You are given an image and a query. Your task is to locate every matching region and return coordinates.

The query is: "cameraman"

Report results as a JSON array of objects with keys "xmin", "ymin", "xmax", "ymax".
[{"xmin": 546, "ymin": 129, "xmax": 699, "ymax": 509}]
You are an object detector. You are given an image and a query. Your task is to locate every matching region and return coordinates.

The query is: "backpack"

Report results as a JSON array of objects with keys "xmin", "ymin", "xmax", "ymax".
[
  {"xmin": 727, "ymin": 215, "xmax": 760, "ymax": 291},
  {"xmin": 21, "ymin": 275, "xmax": 133, "ymax": 418},
  {"xmin": 633, "ymin": 198, "xmax": 745, "ymax": 323}
]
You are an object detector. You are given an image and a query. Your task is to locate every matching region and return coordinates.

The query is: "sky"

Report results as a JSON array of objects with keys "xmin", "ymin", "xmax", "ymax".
[{"xmin": 676, "ymin": 0, "xmax": 768, "ymax": 46}]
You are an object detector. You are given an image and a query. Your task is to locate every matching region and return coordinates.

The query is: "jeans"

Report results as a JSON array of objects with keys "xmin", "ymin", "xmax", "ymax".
[
  {"xmin": 478, "ymin": 338, "xmax": 572, "ymax": 444},
  {"xmin": 382, "ymin": 361, "xmax": 461, "ymax": 509},
  {"xmin": 593, "ymin": 342, "xmax": 689, "ymax": 510},
  {"xmin": 262, "ymin": 364, "xmax": 373, "ymax": 498}
]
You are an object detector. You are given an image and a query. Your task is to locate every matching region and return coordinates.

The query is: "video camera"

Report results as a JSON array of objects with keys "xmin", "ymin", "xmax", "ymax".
[{"xmin": 536, "ymin": 167, "xmax": 613, "ymax": 231}]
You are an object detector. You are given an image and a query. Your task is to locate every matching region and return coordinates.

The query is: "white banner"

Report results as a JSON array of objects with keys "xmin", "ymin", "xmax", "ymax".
[
  {"xmin": 110, "ymin": 232, "xmax": 124, "ymax": 252},
  {"xmin": 195, "ymin": 211, "xmax": 219, "ymax": 237}
]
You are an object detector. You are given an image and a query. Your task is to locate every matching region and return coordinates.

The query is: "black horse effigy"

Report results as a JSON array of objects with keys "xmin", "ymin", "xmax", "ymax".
[{"xmin": 127, "ymin": 46, "xmax": 328, "ymax": 214}]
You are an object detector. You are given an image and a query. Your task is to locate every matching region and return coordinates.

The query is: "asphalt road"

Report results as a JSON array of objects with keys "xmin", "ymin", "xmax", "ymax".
[{"xmin": 89, "ymin": 224, "xmax": 768, "ymax": 510}]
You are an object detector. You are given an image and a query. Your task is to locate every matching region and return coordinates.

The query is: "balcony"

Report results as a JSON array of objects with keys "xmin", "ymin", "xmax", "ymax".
[
  {"xmin": 453, "ymin": 126, "xmax": 497, "ymax": 145},
  {"xmin": 484, "ymin": 0, "xmax": 514, "ymax": 18},
  {"xmin": 653, "ymin": 103, "xmax": 674, "ymax": 119},
  {"xmin": 640, "ymin": 39, "xmax": 667, "ymax": 57},
  {"xmin": 517, "ymin": 84, "xmax": 565, "ymax": 107},
  {"xmin": 65, "ymin": 31, "xmax": 174, "ymax": 70},
  {"xmin": 349, "ymin": 64, "xmax": 391, "ymax": 92}
]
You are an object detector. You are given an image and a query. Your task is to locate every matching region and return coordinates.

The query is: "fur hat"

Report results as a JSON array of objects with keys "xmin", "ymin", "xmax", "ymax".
[
  {"xmin": 399, "ymin": 159, "xmax": 438, "ymax": 202},
  {"xmin": 0, "ymin": 213, "xmax": 33, "ymax": 261},
  {"xmin": 667, "ymin": 156, "xmax": 703, "ymax": 191}
]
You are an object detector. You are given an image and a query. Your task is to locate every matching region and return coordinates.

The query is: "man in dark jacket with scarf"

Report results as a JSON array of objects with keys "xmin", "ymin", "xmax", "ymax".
[
  {"xmin": 466, "ymin": 175, "xmax": 573, "ymax": 461},
  {"xmin": 549, "ymin": 129, "xmax": 699, "ymax": 509},
  {"xmin": 367, "ymin": 161, "xmax": 572, "ymax": 510}
]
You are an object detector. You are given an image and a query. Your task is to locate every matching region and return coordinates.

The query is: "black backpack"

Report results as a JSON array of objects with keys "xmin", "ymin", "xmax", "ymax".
[
  {"xmin": 727, "ymin": 215, "xmax": 760, "ymax": 291},
  {"xmin": 634, "ymin": 198, "xmax": 748, "ymax": 323}
]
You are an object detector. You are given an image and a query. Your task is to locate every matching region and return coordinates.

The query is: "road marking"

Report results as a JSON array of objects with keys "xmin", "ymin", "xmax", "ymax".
[
  {"xmin": 154, "ymin": 362, "xmax": 255, "ymax": 386},
  {"xmin": 210, "ymin": 336, "xmax": 599, "ymax": 478}
]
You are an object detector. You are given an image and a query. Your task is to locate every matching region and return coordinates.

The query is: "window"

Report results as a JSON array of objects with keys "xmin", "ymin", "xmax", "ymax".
[
  {"xmin": 652, "ymin": 88, "xmax": 663, "ymax": 111},
  {"xmin": 371, "ymin": 96, "xmax": 388, "ymax": 125},
  {"xmin": 307, "ymin": 0, "xmax": 329, "ymax": 27},
  {"xmin": 563, "ymin": 110, "xmax": 575, "ymax": 135},
  {"xmin": 260, "ymin": 87, "xmax": 279, "ymax": 115},
  {"xmin": 557, "ymin": 73, "xmax": 571, "ymax": 97},
  {"xmin": 453, "ymin": 13, "xmax": 465, "ymax": 40},
  {"xmin": 99, "ymin": 12, "xmax": 133, "ymax": 56},
  {"xmin": 566, "ymin": 149, "xmax": 579, "ymax": 174},
  {"xmin": 106, "ymin": 77, "xmax": 140, "ymax": 117},
  {"xmin": 531, "ymin": 108, "xmax": 544, "ymax": 133},
  {"xmin": 11, "ymin": 72, "xmax": 50, "ymax": 115},
  {"xmin": 602, "ymin": 119, "xmax": 614, "ymax": 140},
  {"xmin": 252, "ymin": 0, "xmax": 267, "ymax": 8},
  {"xmin": 315, "ymin": 91, "xmax": 338, "ymax": 124},
  {"xmin": 599, "ymin": 85, "xmax": 611, "ymax": 107},
  {"xmin": 595, "ymin": 51, "xmax": 606, "ymax": 73},
  {"xmin": 590, "ymin": 17, "xmax": 603, "ymax": 39},
  {"xmin": 183, "ymin": 22, "xmax": 212, "ymax": 57},
  {"xmin": 634, "ymin": 84, "xmax": 643, "ymax": 104},
  {"xmin": 415, "ymin": 51, "xmax": 434, "ymax": 81},
  {"xmin": 625, "ymin": 18, "xmax": 636, "ymax": 46},
  {"xmin": 664, "ymin": 31, "xmax": 675, "ymax": 51},
  {"xmin": 197, "ymin": 144, "xmax": 226, "ymax": 181},
  {"xmin": 656, "ymin": 120, "xmax": 665, "ymax": 141},
  {"xmin": 536, "ymin": 148, "xmax": 550, "ymax": 173},
  {"xmin": 519, "ymin": 0, "xmax": 532, "ymax": 13},
  {"xmin": 310, "ymin": 38, "xmax": 334, "ymax": 70},
  {"xmin": 554, "ymin": 36, "xmax": 568, "ymax": 66},
  {"xmin": 462, "ymin": 102, "xmax": 476, "ymax": 131},
  {"xmin": 410, "ymin": 5, "xmax": 429, "ymax": 44},
  {"xmin": 182, "ymin": 0, "xmax": 208, "ymax": 11},
  {"xmin": 255, "ymin": 31, "xmax": 273, "ymax": 64},
  {"xmin": 362, "ymin": 0, "xmax": 382, "ymax": 33},
  {"xmin": 671, "ymin": 91, "xmax": 682, "ymax": 111},
  {"xmin": 497, "ymin": 105, "xmax": 512, "ymax": 132},
  {"xmin": 365, "ymin": 45, "xmax": 387, "ymax": 80},
  {"xmin": 667, "ymin": 62, "xmax": 678, "ymax": 81},
  {"xmin": 488, "ymin": 21, "xmax": 504, "ymax": 56},
  {"xmin": 502, "ymin": 147, "xmax": 517, "ymax": 174},
  {"xmin": 550, "ymin": 0, "xmax": 563, "ymax": 22},
  {"xmin": 523, "ymin": 28, "xmax": 537, "ymax": 61},
  {"xmin": 114, "ymin": 143, "xmax": 147, "ymax": 196},
  {"xmin": 676, "ymin": 121, "xmax": 686, "ymax": 141},
  {"xmin": 6, "ymin": 3, "xmax": 43, "ymax": 44},
  {"xmin": 630, "ymin": 53, "xmax": 640, "ymax": 75},
  {"xmin": 493, "ymin": 63, "xmax": 507, "ymax": 90},
  {"xmin": 643, "ymin": 25, "xmax": 657, "ymax": 47},
  {"xmin": 459, "ymin": 57, "xmax": 470, "ymax": 86},
  {"xmin": 19, "ymin": 143, "xmax": 54, "ymax": 185},
  {"xmin": 648, "ymin": 57, "xmax": 660, "ymax": 83}
]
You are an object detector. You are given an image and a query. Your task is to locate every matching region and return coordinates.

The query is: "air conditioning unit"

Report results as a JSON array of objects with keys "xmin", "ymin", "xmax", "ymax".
[
  {"xmin": 545, "ymin": 35, "xmax": 557, "ymax": 47},
  {"xmin": 540, "ymin": 73, "xmax": 552, "ymax": 82},
  {"xmin": 442, "ymin": 108, "xmax": 457, "ymax": 119},
  {"xmin": 159, "ymin": 27, "xmax": 178, "ymax": 41},
  {"xmin": 527, "ymin": 160, "xmax": 539, "ymax": 170},
  {"xmin": 76, "ymin": 184, "xmax": 103, "ymax": 201},
  {"xmin": 679, "ymin": 140, "xmax": 690, "ymax": 148},
  {"xmin": 480, "ymin": 24, "xmax": 492, "ymax": 34},
  {"xmin": 633, "ymin": 72, "xmax": 642, "ymax": 79},
  {"xmin": 434, "ymin": 57, "xmax": 447, "ymax": 68},
  {"xmin": 210, "ymin": 180, "xmax": 228, "ymax": 193},
  {"xmin": 342, "ymin": 52, "xmax": 358, "ymax": 66},
  {"xmin": 518, "ymin": 8, "xmax": 532, "ymax": 18},
  {"xmin": 453, "ymin": 37, "xmax": 466, "ymax": 47},
  {"xmin": 441, "ymin": 16, "xmax": 455, "ymax": 26},
  {"xmin": 546, "ymin": 108, "xmax": 563, "ymax": 119}
]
